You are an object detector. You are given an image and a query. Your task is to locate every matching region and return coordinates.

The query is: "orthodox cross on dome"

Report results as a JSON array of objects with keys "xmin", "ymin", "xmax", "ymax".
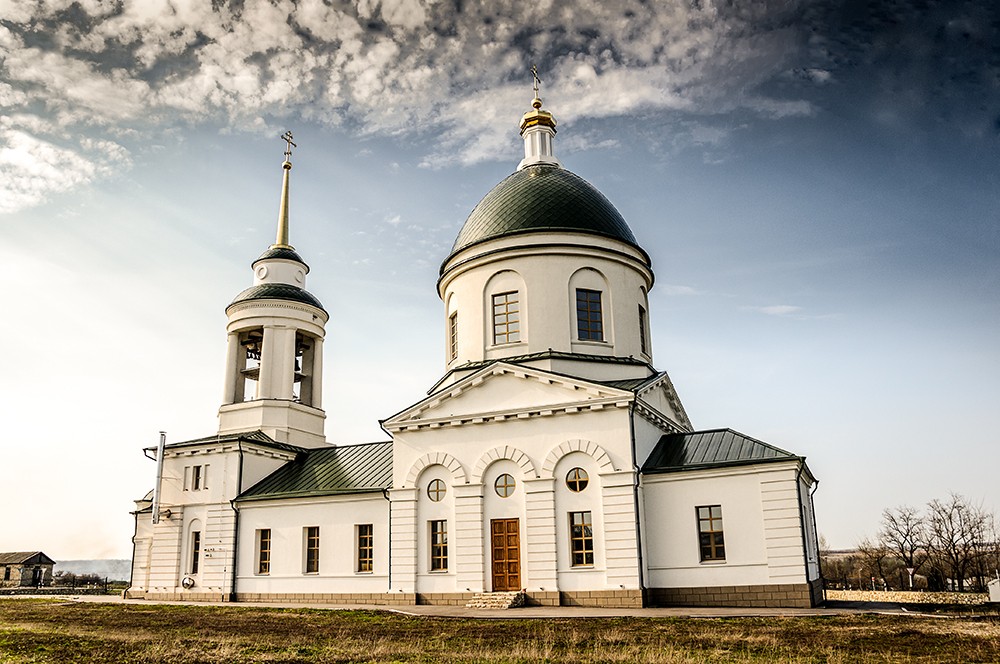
[
  {"xmin": 530, "ymin": 64, "xmax": 543, "ymax": 109},
  {"xmin": 281, "ymin": 130, "xmax": 297, "ymax": 163},
  {"xmin": 517, "ymin": 64, "xmax": 559, "ymax": 170}
]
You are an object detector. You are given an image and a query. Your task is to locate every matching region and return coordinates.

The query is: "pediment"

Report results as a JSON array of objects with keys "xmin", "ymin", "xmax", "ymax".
[
  {"xmin": 635, "ymin": 373, "xmax": 692, "ymax": 431},
  {"xmin": 383, "ymin": 363, "xmax": 633, "ymax": 431}
]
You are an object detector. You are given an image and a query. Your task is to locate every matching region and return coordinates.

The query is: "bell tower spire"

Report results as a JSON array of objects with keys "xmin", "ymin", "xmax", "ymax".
[
  {"xmin": 517, "ymin": 65, "xmax": 561, "ymax": 170},
  {"xmin": 274, "ymin": 131, "xmax": 296, "ymax": 249},
  {"xmin": 218, "ymin": 132, "xmax": 330, "ymax": 448}
]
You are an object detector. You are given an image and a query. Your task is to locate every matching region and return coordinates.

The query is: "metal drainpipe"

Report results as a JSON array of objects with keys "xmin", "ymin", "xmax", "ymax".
[
  {"xmin": 795, "ymin": 464, "xmax": 820, "ymax": 603},
  {"xmin": 628, "ymin": 400, "xmax": 646, "ymax": 599},
  {"xmin": 229, "ymin": 439, "xmax": 245, "ymax": 602},
  {"xmin": 125, "ymin": 515, "xmax": 139, "ymax": 599},
  {"xmin": 809, "ymin": 478, "xmax": 822, "ymax": 598},
  {"xmin": 383, "ymin": 488, "xmax": 392, "ymax": 592}
]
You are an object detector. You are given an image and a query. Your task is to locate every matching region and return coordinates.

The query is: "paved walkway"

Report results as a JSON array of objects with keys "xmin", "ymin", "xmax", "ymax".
[{"xmin": 3, "ymin": 594, "xmax": 948, "ymax": 619}]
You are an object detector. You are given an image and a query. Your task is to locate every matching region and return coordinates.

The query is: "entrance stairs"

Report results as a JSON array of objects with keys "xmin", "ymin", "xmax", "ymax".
[{"xmin": 464, "ymin": 591, "xmax": 525, "ymax": 609}]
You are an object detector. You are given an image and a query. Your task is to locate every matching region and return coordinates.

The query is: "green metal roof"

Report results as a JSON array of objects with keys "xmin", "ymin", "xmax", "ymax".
[
  {"xmin": 444, "ymin": 164, "xmax": 645, "ymax": 270},
  {"xmin": 253, "ymin": 246, "xmax": 309, "ymax": 269},
  {"xmin": 154, "ymin": 430, "xmax": 305, "ymax": 455},
  {"xmin": 600, "ymin": 373, "xmax": 664, "ymax": 392},
  {"xmin": 427, "ymin": 350, "xmax": 653, "ymax": 394},
  {"xmin": 228, "ymin": 283, "xmax": 325, "ymax": 313},
  {"xmin": 642, "ymin": 428, "xmax": 800, "ymax": 474},
  {"xmin": 238, "ymin": 441, "xmax": 393, "ymax": 502}
]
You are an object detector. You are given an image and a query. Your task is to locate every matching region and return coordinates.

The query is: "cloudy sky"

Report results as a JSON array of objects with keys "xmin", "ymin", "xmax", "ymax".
[{"xmin": 1, "ymin": 0, "xmax": 997, "ymax": 561}]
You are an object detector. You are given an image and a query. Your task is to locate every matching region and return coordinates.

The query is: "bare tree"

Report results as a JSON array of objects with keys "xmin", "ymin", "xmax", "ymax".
[
  {"xmin": 925, "ymin": 493, "xmax": 989, "ymax": 592},
  {"xmin": 856, "ymin": 538, "xmax": 895, "ymax": 589},
  {"xmin": 878, "ymin": 505, "xmax": 927, "ymax": 590}
]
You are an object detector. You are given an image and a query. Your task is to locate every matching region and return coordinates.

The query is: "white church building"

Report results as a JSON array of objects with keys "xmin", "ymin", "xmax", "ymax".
[{"xmin": 128, "ymin": 89, "xmax": 822, "ymax": 609}]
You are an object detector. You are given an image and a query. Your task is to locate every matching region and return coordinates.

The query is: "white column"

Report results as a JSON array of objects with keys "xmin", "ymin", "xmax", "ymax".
[
  {"xmin": 523, "ymin": 477, "xmax": 558, "ymax": 591},
  {"xmin": 257, "ymin": 326, "xmax": 276, "ymax": 399},
  {"xmin": 388, "ymin": 487, "xmax": 418, "ymax": 593},
  {"xmin": 222, "ymin": 332, "xmax": 240, "ymax": 404},
  {"xmin": 454, "ymin": 484, "xmax": 485, "ymax": 592},
  {"xmin": 311, "ymin": 337, "xmax": 323, "ymax": 409},
  {"xmin": 278, "ymin": 327, "xmax": 297, "ymax": 399}
]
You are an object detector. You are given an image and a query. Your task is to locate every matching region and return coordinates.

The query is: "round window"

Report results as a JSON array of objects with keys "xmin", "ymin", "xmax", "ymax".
[
  {"xmin": 494, "ymin": 473, "xmax": 515, "ymax": 498},
  {"xmin": 566, "ymin": 467, "xmax": 589, "ymax": 492},
  {"xmin": 427, "ymin": 479, "xmax": 446, "ymax": 502}
]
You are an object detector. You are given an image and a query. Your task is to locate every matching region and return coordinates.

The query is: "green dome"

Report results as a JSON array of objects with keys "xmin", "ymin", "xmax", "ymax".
[
  {"xmin": 253, "ymin": 246, "xmax": 308, "ymax": 269},
  {"xmin": 444, "ymin": 164, "xmax": 644, "ymax": 271},
  {"xmin": 228, "ymin": 283, "xmax": 326, "ymax": 313}
]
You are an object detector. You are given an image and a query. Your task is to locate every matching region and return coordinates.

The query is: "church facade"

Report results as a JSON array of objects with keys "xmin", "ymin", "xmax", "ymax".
[{"xmin": 128, "ymin": 92, "xmax": 822, "ymax": 608}]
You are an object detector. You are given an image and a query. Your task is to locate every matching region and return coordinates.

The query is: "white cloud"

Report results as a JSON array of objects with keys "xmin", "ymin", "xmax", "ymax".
[
  {"xmin": 747, "ymin": 305, "xmax": 804, "ymax": 316},
  {"xmin": 0, "ymin": 1, "xmax": 834, "ymax": 212},
  {"xmin": 0, "ymin": 127, "xmax": 119, "ymax": 213},
  {"xmin": 662, "ymin": 284, "xmax": 699, "ymax": 296}
]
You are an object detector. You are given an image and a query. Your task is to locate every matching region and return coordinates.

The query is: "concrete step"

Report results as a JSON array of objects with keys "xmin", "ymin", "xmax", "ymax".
[{"xmin": 464, "ymin": 590, "xmax": 525, "ymax": 609}]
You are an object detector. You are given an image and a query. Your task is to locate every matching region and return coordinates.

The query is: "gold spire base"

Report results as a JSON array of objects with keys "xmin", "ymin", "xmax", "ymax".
[{"xmin": 520, "ymin": 108, "xmax": 556, "ymax": 133}]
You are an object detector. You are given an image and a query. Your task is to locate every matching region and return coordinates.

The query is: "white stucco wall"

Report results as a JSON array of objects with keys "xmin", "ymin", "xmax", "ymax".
[
  {"xmin": 641, "ymin": 462, "xmax": 809, "ymax": 589},
  {"xmin": 439, "ymin": 233, "xmax": 653, "ymax": 371},
  {"xmin": 236, "ymin": 493, "xmax": 389, "ymax": 594}
]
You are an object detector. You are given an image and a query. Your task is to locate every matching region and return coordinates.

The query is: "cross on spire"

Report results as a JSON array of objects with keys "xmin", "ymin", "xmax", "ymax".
[
  {"xmin": 531, "ymin": 64, "xmax": 541, "ymax": 98},
  {"xmin": 281, "ymin": 130, "xmax": 296, "ymax": 162}
]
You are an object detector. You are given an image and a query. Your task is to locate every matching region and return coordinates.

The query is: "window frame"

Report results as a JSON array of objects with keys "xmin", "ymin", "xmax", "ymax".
[
  {"xmin": 257, "ymin": 528, "xmax": 271, "ymax": 575},
  {"xmin": 575, "ymin": 288, "xmax": 604, "ymax": 341},
  {"xmin": 429, "ymin": 520, "xmax": 448, "ymax": 572},
  {"xmin": 494, "ymin": 473, "xmax": 515, "ymax": 498},
  {"xmin": 427, "ymin": 478, "xmax": 446, "ymax": 502},
  {"xmin": 491, "ymin": 291, "xmax": 521, "ymax": 345},
  {"xmin": 638, "ymin": 304, "xmax": 648, "ymax": 356},
  {"xmin": 697, "ymin": 505, "xmax": 726, "ymax": 562},
  {"xmin": 565, "ymin": 467, "xmax": 589, "ymax": 492},
  {"xmin": 569, "ymin": 511, "xmax": 595, "ymax": 567},
  {"xmin": 190, "ymin": 531, "xmax": 201, "ymax": 574},
  {"xmin": 304, "ymin": 526, "xmax": 320, "ymax": 574},
  {"xmin": 357, "ymin": 524, "xmax": 374, "ymax": 573},
  {"xmin": 448, "ymin": 311, "xmax": 459, "ymax": 361}
]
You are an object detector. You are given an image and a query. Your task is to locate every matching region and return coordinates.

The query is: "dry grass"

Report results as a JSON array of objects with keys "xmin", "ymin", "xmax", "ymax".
[{"xmin": 0, "ymin": 598, "xmax": 997, "ymax": 663}]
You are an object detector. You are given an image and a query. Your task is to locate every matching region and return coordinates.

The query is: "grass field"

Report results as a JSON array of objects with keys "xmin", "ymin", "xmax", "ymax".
[{"xmin": 1, "ymin": 599, "xmax": 998, "ymax": 663}]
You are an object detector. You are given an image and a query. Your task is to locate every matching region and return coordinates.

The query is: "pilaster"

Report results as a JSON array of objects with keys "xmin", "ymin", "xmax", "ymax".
[
  {"xmin": 524, "ymin": 477, "xmax": 557, "ymax": 590},
  {"xmin": 600, "ymin": 470, "xmax": 641, "ymax": 589},
  {"xmin": 454, "ymin": 483, "xmax": 485, "ymax": 592},
  {"xmin": 388, "ymin": 487, "xmax": 418, "ymax": 592}
]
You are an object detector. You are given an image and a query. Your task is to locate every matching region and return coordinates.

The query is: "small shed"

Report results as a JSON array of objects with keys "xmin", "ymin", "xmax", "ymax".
[{"xmin": 0, "ymin": 552, "xmax": 56, "ymax": 587}]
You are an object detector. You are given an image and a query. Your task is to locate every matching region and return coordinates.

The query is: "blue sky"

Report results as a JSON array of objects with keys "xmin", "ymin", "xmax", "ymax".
[{"xmin": 1, "ymin": 0, "xmax": 997, "ymax": 559}]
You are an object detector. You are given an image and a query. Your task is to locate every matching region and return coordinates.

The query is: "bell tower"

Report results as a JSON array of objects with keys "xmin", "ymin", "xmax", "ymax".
[{"xmin": 217, "ymin": 132, "xmax": 330, "ymax": 448}]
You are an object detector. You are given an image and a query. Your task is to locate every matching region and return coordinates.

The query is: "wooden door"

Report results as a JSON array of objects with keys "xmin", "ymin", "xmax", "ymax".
[{"xmin": 490, "ymin": 518, "xmax": 520, "ymax": 591}]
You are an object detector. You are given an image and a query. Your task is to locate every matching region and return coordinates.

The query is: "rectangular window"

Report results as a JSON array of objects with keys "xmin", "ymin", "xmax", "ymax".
[
  {"xmin": 448, "ymin": 312, "xmax": 459, "ymax": 361},
  {"xmin": 492, "ymin": 291, "xmax": 520, "ymax": 344},
  {"xmin": 257, "ymin": 529, "xmax": 271, "ymax": 575},
  {"xmin": 190, "ymin": 531, "xmax": 201, "ymax": 574},
  {"xmin": 569, "ymin": 511, "xmax": 594, "ymax": 567},
  {"xmin": 3, "ymin": 566, "xmax": 9, "ymax": 581},
  {"xmin": 697, "ymin": 505, "xmax": 726, "ymax": 562},
  {"xmin": 192, "ymin": 465, "xmax": 202, "ymax": 490},
  {"xmin": 429, "ymin": 520, "xmax": 448, "ymax": 571},
  {"xmin": 304, "ymin": 526, "xmax": 320, "ymax": 574},
  {"xmin": 357, "ymin": 524, "xmax": 374, "ymax": 573},
  {"xmin": 638, "ymin": 305, "xmax": 648, "ymax": 355},
  {"xmin": 576, "ymin": 289, "xmax": 604, "ymax": 341}
]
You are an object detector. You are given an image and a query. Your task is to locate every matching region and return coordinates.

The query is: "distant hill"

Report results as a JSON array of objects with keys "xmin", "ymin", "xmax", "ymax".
[{"xmin": 54, "ymin": 559, "xmax": 131, "ymax": 581}]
